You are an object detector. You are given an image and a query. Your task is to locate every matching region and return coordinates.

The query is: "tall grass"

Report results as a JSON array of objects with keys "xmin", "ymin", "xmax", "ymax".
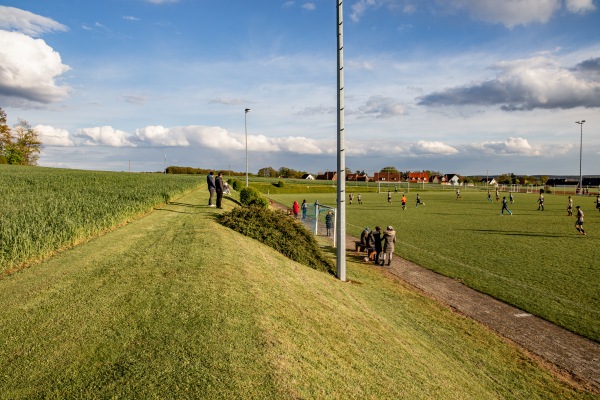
[{"xmin": 0, "ymin": 165, "xmax": 201, "ymax": 273}]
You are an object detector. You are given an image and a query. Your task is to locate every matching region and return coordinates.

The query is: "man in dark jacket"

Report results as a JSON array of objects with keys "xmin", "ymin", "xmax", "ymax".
[
  {"xmin": 372, "ymin": 226, "xmax": 382, "ymax": 266},
  {"xmin": 207, "ymin": 171, "xmax": 216, "ymax": 207},
  {"xmin": 215, "ymin": 172, "xmax": 224, "ymax": 209}
]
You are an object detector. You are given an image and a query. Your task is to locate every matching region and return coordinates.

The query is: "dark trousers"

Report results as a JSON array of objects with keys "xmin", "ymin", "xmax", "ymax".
[{"xmin": 216, "ymin": 191, "xmax": 223, "ymax": 208}]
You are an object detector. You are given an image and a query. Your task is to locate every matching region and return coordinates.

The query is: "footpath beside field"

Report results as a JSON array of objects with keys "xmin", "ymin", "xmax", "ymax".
[
  {"xmin": 343, "ymin": 229, "xmax": 600, "ymax": 394},
  {"xmin": 273, "ymin": 200, "xmax": 600, "ymax": 394}
]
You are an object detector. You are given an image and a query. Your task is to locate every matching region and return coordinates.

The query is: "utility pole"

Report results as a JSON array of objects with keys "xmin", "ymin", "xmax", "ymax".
[{"xmin": 336, "ymin": 0, "xmax": 346, "ymax": 281}]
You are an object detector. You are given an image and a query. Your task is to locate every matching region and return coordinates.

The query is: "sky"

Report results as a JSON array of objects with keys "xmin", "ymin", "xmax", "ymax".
[{"xmin": 1, "ymin": 0, "xmax": 599, "ymax": 177}]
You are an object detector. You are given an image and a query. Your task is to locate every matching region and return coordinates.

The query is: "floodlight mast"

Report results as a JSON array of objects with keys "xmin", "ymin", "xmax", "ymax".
[
  {"xmin": 336, "ymin": 0, "xmax": 346, "ymax": 282},
  {"xmin": 576, "ymin": 120, "xmax": 585, "ymax": 193},
  {"xmin": 245, "ymin": 108, "xmax": 251, "ymax": 187}
]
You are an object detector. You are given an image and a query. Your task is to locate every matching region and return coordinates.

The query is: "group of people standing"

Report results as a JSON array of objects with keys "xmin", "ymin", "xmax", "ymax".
[
  {"xmin": 206, "ymin": 171, "xmax": 225, "ymax": 209},
  {"xmin": 359, "ymin": 226, "xmax": 396, "ymax": 266}
]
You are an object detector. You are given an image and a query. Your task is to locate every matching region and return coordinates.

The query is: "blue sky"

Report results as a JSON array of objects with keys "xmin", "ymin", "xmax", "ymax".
[{"xmin": 1, "ymin": 0, "xmax": 599, "ymax": 176}]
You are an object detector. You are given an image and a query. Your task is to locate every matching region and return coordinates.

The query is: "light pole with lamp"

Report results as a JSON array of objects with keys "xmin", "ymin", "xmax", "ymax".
[
  {"xmin": 576, "ymin": 120, "xmax": 585, "ymax": 194},
  {"xmin": 245, "ymin": 108, "xmax": 251, "ymax": 187}
]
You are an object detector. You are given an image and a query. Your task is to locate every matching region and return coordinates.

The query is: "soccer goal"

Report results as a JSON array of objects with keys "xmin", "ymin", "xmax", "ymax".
[{"xmin": 300, "ymin": 202, "xmax": 337, "ymax": 246}]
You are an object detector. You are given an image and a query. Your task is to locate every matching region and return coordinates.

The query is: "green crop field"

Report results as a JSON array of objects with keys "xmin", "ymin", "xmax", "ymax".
[
  {"xmin": 0, "ymin": 165, "xmax": 201, "ymax": 274},
  {"xmin": 268, "ymin": 188, "xmax": 600, "ymax": 342}
]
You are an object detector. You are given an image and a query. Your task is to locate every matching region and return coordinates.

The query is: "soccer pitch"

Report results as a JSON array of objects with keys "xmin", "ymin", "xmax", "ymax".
[{"xmin": 271, "ymin": 189, "xmax": 600, "ymax": 342}]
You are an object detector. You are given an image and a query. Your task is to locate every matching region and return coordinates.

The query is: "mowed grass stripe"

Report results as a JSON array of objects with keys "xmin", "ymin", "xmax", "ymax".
[
  {"xmin": 0, "ymin": 188, "xmax": 595, "ymax": 398},
  {"xmin": 270, "ymin": 190, "xmax": 600, "ymax": 342}
]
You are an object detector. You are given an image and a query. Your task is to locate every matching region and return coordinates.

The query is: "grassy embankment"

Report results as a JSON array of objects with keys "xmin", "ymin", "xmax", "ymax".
[
  {"xmin": 268, "ymin": 188, "xmax": 600, "ymax": 343},
  {"xmin": 0, "ymin": 172, "xmax": 595, "ymax": 398}
]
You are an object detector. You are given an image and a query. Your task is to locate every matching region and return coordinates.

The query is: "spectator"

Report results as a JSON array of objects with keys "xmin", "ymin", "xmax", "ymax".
[
  {"xmin": 206, "ymin": 171, "xmax": 216, "ymax": 207},
  {"xmin": 382, "ymin": 226, "xmax": 396, "ymax": 266}
]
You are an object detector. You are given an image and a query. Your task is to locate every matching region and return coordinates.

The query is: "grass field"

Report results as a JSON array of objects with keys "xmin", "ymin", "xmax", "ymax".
[
  {"xmin": 267, "ymin": 189, "xmax": 600, "ymax": 342},
  {"xmin": 0, "ymin": 187, "xmax": 595, "ymax": 398},
  {"xmin": 0, "ymin": 165, "xmax": 201, "ymax": 274}
]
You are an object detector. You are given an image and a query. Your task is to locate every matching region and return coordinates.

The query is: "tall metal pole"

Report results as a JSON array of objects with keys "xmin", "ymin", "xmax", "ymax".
[
  {"xmin": 576, "ymin": 120, "xmax": 585, "ymax": 193},
  {"xmin": 336, "ymin": 0, "xmax": 346, "ymax": 281},
  {"xmin": 245, "ymin": 108, "xmax": 251, "ymax": 187}
]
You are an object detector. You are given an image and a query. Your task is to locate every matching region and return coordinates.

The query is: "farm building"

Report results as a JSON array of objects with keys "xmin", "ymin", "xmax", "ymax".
[
  {"xmin": 316, "ymin": 171, "xmax": 337, "ymax": 181},
  {"xmin": 373, "ymin": 171, "xmax": 402, "ymax": 182}
]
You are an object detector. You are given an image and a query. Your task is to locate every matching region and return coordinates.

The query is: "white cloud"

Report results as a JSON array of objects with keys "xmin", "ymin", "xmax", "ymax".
[
  {"xmin": 123, "ymin": 16, "xmax": 140, "ymax": 21},
  {"xmin": 302, "ymin": 3, "xmax": 316, "ymax": 11},
  {"xmin": 410, "ymin": 140, "xmax": 459, "ymax": 155},
  {"xmin": 418, "ymin": 55, "xmax": 600, "ymax": 110},
  {"xmin": 565, "ymin": 0, "xmax": 596, "ymax": 13},
  {"xmin": 447, "ymin": 0, "xmax": 561, "ymax": 28},
  {"xmin": 78, "ymin": 126, "xmax": 136, "ymax": 147},
  {"xmin": 0, "ymin": 6, "xmax": 68, "ymax": 36},
  {"xmin": 135, "ymin": 126, "xmax": 190, "ymax": 147},
  {"xmin": 35, "ymin": 125, "xmax": 74, "ymax": 146},
  {"xmin": 354, "ymin": 96, "xmax": 408, "ymax": 118},
  {"xmin": 0, "ymin": 31, "xmax": 71, "ymax": 105},
  {"xmin": 349, "ymin": 0, "xmax": 577, "ymax": 27},
  {"xmin": 468, "ymin": 137, "xmax": 541, "ymax": 156}
]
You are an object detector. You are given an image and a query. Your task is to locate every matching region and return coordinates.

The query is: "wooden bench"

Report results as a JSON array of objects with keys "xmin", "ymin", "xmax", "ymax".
[{"xmin": 355, "ymin": 241, "xmax": 367, "ymax": 252}]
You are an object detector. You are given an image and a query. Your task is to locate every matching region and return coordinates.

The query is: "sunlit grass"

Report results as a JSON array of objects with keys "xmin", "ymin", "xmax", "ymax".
[
  {"xmin": 0, "ymin": 188, "xmax": 593, "ymax": 398},
  {"xmin": 270, "ymin": 188, "xmax": 600, "ymax": 342}
]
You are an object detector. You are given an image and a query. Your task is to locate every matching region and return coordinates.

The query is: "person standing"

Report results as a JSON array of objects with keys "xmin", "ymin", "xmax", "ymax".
[
  {"xmin": 215, "ymin": 172, "xmax": 224, "ymax": 209},
  {"xmin": 567, "ymin": 196, "xmax": 573, "ymax": 216},
  {"xmin": 456, "ymin": 189, "xmax": 461, "ymax": 200},
  {"xmin": 537, "ymin": 193, "xmax": 545, "ymax": 211},
  {"xmin": 501, "ymin": 196, "xmax": 512, "ymax": 215},
  {"xmin": 357, "ymin": 194, "xmax": 362, "ymax": 204},
  {"xmin": 487, "ymin": 190, "xmax": 492, "ymax": 203},
  {"xmin": 372, "ymin": 226, "xmax": 382, "ymax": 265},
  {"xmin": 575, "ymin": 206, "xmax": 586, "ymax": 235},
  {"xmin": 596, "ymin": 194, "xmax": 600, "ymax": 213},
  {"xmin": 292, "ymin": 200, "xmax": 300, "ymax": 219},
  {"xmin": 509, "ymin": 192, "xmax": 514, "ymax": 204},
  {"xmin": 387, "ymin": 191, "xmax": 392, "ymax": 204},
  {"xmin": 401, "ymin": 194, "xmax": 407, "ymax": 210},
  {"xmin": 325, "ymin": 210, "xmax": 334, "ymax": 236},
  {"xmin": 207, "ymin": 171, "xmax": 216, "ymax": 207},
  {"xmin": 349, "ymin": 193, "xmax": 354, "ymax": 205},
  {"xmin": 416, "ymin": 194, "xmax": 422, "ymax": 207},
  {"xmin": 495, "ymin": 188, "xmax": 500, "ymax": 202},
  {"xmin": 301, "ymin": 199, "xmax": 308, "ymax": 220},
  {"xmin": 382, "ymin": 226, "xmax": 396, "ymax": 266}
]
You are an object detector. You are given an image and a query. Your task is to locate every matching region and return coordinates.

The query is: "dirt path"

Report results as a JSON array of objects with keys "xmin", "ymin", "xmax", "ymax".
[{"xmin": 271, "ymin": 201, "xmax": 600, "ymax": 394}]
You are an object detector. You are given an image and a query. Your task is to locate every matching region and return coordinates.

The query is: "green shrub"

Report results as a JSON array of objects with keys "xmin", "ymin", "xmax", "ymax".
[
  {"xmin": 239, "ymin": 187, "xmax": 268, "ymax": 208},
  {"xmin": 220, "ymin": 206, "xmax": 334, "ymax": 274},
  {"xmin": 232, "ymin": 179, "xmax": 243, "ymax": 191},
  {"xmin": 275, "ymin": 180, "xmax": 285, "ymax": 188}
]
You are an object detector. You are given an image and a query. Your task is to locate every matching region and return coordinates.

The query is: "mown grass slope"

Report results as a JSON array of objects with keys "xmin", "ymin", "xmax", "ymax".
[
  {"xmin": 0, "ymin": 187, "xmax": 594, "ymax": 399},
  {"xmin": 269, "ymin": 189, "xmax": 600, "ymax": 343}
]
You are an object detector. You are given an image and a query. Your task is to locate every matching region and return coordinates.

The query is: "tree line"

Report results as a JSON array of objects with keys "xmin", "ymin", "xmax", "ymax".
[{"xmin": 0, "ymin": 108, "xmax": 42, "ymax": 166}]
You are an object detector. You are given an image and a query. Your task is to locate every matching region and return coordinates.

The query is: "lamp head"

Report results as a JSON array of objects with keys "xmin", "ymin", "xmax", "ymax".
[{"xmin": 245, "ymin": 108, "xmax": 251, "ymax": 113}]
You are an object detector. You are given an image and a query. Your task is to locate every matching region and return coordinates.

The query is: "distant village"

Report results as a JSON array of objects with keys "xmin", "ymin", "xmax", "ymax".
[{"xmin": 300, "ymin": 169, "xmax": 600, "ymax": 188}]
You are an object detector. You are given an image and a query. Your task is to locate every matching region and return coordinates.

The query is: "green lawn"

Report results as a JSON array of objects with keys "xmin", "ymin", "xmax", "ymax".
[
  {"xmin": 0, "ymin": 188, "xmax": 594, "ymax": 398},
  {"xmin": 268, "ymin": 189, "xmax": 600, "ymax": 342}
]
